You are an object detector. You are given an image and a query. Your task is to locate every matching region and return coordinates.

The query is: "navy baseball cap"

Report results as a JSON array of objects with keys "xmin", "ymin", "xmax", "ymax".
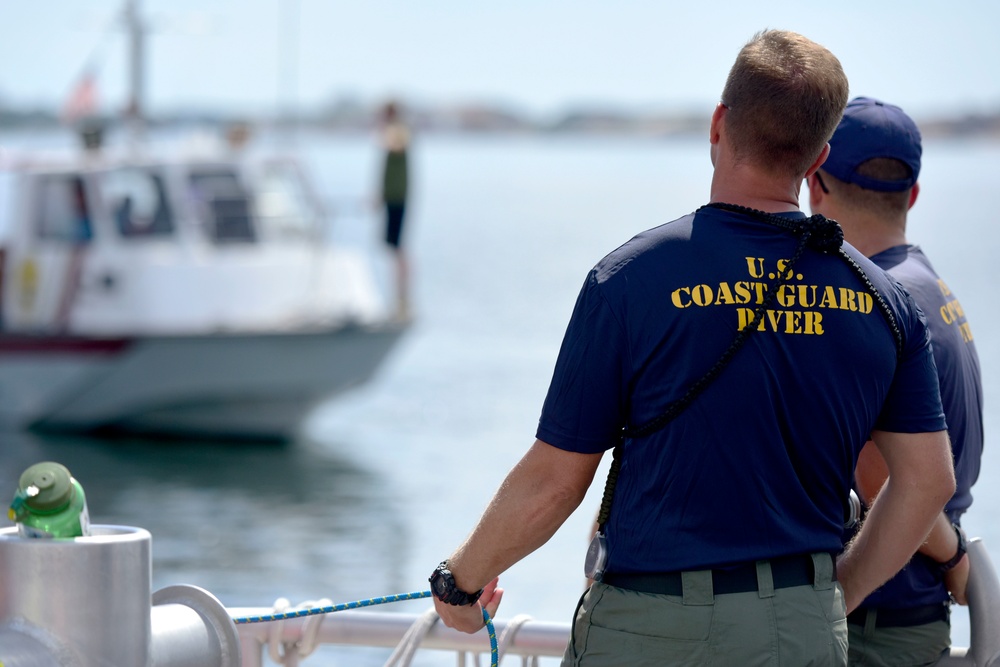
[{"xmin": 823, "ymin": 97, "xmax": 922, "ymax": 192}]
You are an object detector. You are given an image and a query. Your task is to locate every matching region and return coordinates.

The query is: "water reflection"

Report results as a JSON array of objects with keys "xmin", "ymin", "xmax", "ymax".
[{"xmin": 0, "ymin": 429, "xmax": 412, "ymax": 610}]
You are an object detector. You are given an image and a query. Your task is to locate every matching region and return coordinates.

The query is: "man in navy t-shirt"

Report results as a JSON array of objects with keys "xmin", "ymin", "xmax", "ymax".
[
  {"xmin": 430, "ymin": 31, "xmax": 955, "ymax": 666},
  {"xmin": 809, "ymin": 97, "xmax": 983, "ymax": 667}
]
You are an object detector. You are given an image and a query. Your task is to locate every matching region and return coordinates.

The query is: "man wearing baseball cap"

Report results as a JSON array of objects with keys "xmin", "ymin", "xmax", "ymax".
[{"xmin": 808, "ymin": 96, "xmax": 984, "ymax": 666}]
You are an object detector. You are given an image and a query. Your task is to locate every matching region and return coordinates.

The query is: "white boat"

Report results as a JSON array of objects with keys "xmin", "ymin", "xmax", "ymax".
[
  {"xmin": 0, "ymin": 0, "xmax": 406, "ymax": 441},
  {"xmin": 0, "ymin": 142, "xmax": 406, "ymax": 440}
]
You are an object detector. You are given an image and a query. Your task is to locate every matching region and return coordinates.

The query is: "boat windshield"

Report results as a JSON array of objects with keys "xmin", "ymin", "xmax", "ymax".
[
  {"xmin": 100, "ymin": 167, "xmax": 174, "ymax": 239},
  {"xmin": 187, "ymin": 168, "xmax": 256, "ymax": 243},
  {"xmin": 34, "ymin": 175, "xmax": 93, "ymax": 244},
  {"xmin": 254, "ymin": 162, "xmax": 320, "ymax": 241}
]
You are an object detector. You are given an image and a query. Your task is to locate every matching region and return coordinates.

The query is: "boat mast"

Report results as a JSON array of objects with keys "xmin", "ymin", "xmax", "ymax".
[
  {"xmin": 278, "ymin": 0, "xmax": 300, "ymax": 146},
  {"xmin": 124, "ymin": 0, "xmax": 146, "ymax": 147}
]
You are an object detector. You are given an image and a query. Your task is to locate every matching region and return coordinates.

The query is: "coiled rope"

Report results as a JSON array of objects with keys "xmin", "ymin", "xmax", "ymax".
[{"xmin": 233, "ymin": 591, "xmax": 499, "ymax": 667}]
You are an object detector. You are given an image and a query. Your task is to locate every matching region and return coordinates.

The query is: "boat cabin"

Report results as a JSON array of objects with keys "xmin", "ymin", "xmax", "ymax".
[{"xmin": 0, "ymin": 147, "xmax": 386, "ymax": 336}]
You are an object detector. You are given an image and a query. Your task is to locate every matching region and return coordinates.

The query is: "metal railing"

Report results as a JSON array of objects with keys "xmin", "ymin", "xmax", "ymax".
[
  {"xmin": 3, "ymin": 526, "xmax": 998, "ymax": 666},
  {"xmin": 231, "ymin": 539, "xmax": 1000, "ymax": 667},
  {"xmin": 231, "ymin": 607, "xmax": 569, "ymax": 666}
]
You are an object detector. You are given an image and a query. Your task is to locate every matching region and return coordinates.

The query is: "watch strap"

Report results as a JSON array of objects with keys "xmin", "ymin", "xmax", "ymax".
[{"xmin": 939, "ymin": 523, "xmax": 967, "ymax": 573}]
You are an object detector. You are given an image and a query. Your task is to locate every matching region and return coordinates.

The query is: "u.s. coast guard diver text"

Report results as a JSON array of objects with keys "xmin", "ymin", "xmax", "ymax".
[
  {"xmin": 669, "ymin": 257, "xmax": 874, "ymax": 335},
  {"xmin": 938, "ymin": 279, "xmax": 974, "ymax": 343}
]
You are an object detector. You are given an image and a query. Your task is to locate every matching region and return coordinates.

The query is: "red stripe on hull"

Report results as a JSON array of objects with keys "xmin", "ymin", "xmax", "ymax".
[{"xmin": 0, "ymin": 336, "xmax": 132, "ymax": 355}]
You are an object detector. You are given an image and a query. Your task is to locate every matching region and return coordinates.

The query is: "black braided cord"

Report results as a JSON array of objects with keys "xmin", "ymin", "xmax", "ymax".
[{"xmin": 595, "ymin": 203, "xmax": 903, "ymax": 529}]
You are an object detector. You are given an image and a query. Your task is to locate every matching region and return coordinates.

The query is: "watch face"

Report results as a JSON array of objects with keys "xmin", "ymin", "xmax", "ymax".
[{"xmin": 431, "ymin": 565, "xmax": 454, "ymax": 599}]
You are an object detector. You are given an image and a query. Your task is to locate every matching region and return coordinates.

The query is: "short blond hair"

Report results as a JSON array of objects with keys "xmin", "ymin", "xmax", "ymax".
[{"xmin": 721, "ymin": 30, "xmax": 849, "ymax": 178}]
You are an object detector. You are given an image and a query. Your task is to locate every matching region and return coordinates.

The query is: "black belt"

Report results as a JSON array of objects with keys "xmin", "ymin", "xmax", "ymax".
[
  {"xmin": 602, "ymin": 553, "xmax": 832, "ymax": 597},
  {"xmin": 847, "ymin": 604, "xmax": 949, "ymax": 629}
]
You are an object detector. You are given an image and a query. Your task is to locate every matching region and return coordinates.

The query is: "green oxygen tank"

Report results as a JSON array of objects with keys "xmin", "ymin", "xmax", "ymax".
[{"xmin": 8, "ymin": 461, "xmax": 90, "ymax": 538}]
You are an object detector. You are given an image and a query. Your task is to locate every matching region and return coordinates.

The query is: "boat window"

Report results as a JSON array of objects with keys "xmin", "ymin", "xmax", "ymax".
[
  {"xmin": 34, "ymin": 176, "xmax": 93, "ymax": 243},
  {"xmin": 101, "ymin": 168, "xmax": 174, "ymax": 239},
  {"xmin": 188, "ymin": 169, "xmax": 256, "ymax": 243},
  {"xmin": 255, "ymin": 163, "xmax": 319, "ymax": 240}
]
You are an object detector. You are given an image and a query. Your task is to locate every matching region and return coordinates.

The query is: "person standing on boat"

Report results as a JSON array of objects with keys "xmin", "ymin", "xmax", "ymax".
[
  {"xmin": 428, "ymin": 29, "xmax": 955, "ymax": 666},
  {"xmin": 808, "ymin": 97, "xmax": 983, "ymax": 667},
  {"xmin": 378, "ymin": 100, "xmax": 412, "ymax": 320}
]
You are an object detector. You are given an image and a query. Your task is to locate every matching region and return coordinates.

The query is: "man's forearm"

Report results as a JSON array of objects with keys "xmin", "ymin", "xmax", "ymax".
[
  {"xmin": 447, "ymin": 440, "xmax": 602, "ymax": 594},
  {"xmin": 837, "ymin": 429, "xmax": 954, "ymax": 612},
  {"xmin": 855, "ymin": 439, "xmax": 960, "ymax": 565},
  {"xmin": 919, "ymin": 511, "xmax": 962, "ymax": 563},
  {"xmin": 838, "ymin": 477, "xmax": 944, "ymax": 610}
]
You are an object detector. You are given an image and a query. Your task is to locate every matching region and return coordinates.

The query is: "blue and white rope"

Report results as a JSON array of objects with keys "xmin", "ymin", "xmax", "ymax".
[
  {"xmin": 233, "ymin": 591, "xmax": 432, "ymax": 623},
  {"xmin": 232, "ymin": 590, "xmax": 499, "ymax": 667}
]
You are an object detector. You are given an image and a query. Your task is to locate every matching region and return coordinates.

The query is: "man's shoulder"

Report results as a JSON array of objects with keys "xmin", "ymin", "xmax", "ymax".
[
  {"xmin": 593, "ymin": 213, "xmax": 697, "ymax": 283},
  {"xmin": 869, "ymin": 244, "xmax": 911, "ymax": 272},
  {"xmin": 874, "ymin": 246, "xmax": 945, "ymax": 303},
  {"xmin": 841, "ymin": 242, "xmax": 929, "ymax": 332},
  {"xmin": 842, "ymin": 242, "xmax": 908, "ymax": 294},
  {"xmin": 884, "ymin": 246, "xmax": 937, "ymax": 281}
]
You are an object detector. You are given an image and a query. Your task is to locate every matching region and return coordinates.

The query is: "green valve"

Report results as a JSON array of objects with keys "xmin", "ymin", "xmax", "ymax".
[{"xmin": 9, "ymin": 461, "xmax": 90, "ymax": 539}]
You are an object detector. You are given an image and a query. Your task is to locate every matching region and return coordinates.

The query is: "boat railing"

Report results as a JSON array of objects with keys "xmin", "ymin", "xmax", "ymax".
[
  {"xmin": 3, "ymin": 526, "xmax": 999, "ymax": 666},
  {"xmin": 936, "ymin": 537, "xmax": 1000, "ymax": 666},
  {"xmin": 231, "ymin": 538, "xmax": 1000, "ymax": 667},
  {"xmin": 231, "ymin": 606, "xmax": 569, "ymax": 666}
]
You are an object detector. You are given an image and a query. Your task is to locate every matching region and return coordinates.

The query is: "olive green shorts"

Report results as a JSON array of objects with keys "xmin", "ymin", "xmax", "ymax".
[{"xmin": 562, "ymin": 555, "xmax": 848, "ymax": 666}]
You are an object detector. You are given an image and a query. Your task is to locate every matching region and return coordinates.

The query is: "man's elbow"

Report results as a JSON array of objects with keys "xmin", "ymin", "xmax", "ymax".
[
  {"xmin": 930, "ymin": 465, "xmax": 957, "ymax": 508},
  {"xmin": 876, "ymin": 428, "xmax": 955, "ymax": 506},
  {"xmin": 922, "ymin": 431, "xmax": 957, "ymax": 506}
]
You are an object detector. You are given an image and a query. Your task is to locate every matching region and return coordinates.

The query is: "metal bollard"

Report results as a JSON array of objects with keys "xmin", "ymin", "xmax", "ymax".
[
  {"xmin": 0, "ymin": 525, "xmax": 152, "ymax": 666},
  {"xmin": 0, "ymin": 623, "xmax": 75, "ymax": 666},
  {"xmin": 0, "ymin": 525, "xmax": 240, "ymax": 667}
]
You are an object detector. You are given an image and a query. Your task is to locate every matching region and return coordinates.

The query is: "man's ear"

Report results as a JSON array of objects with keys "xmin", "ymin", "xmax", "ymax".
[
  {"xmin": 804, "ymin": 143, "xmax": 831, "ymax": 179},
  {"xmin": 807, "ymin": 173, "xmax": 824, "ymax": 210},
  {"xmin": 908, "ymin": 182, "xmax": 920, "ymax": 211},
  {"xmin": 709, "ymin": 103, "xmax": 726, "ymax": 146}
]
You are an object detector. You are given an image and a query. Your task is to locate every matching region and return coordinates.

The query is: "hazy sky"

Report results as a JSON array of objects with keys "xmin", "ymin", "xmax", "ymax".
[{"xmin": 1, "ymin": 1, "xmax": 998, "ymax": 121}]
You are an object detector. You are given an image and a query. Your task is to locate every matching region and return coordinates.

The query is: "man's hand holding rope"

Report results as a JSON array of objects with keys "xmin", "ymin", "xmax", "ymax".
[{"xmin": 433, "ymin": 577, "xmax": 504, "ymax": 633}]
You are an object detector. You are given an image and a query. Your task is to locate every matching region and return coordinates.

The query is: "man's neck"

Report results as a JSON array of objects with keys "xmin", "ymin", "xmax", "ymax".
[
  {"xmin": 844, "ymin": 225, "xmax": 908, "ymax": 258},
  {"xmin": 832, "ymin": 209, "xmax": 908, "ymax": 257},
  {"xmin": 709, "ymin": 162, "xmax": 803, "ymax": 214}
]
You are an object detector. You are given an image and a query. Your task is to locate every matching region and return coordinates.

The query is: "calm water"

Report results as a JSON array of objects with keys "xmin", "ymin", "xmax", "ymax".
[{"xmin": 1, "ymin": 129, "xmax": 998, "ymax": 665}]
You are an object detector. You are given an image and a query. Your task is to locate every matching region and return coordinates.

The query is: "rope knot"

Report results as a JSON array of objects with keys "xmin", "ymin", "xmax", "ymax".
[{"xmin": 801, "ymin": 214, "xmax": 844, "ymax": 253}]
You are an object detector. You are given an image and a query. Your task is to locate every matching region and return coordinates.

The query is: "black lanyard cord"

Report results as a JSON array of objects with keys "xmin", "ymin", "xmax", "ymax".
[{"xmin": 594, "ymin": 203, "xmax": 901, "ymax": 531}]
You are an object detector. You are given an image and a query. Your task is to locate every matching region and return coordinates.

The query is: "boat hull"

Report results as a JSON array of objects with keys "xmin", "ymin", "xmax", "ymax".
[{"xmin": 0, "ymin": 323, "xmax": 406, "ymax": 441}]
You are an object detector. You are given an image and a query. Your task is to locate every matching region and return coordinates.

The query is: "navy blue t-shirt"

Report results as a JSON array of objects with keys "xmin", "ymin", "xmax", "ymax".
[
  {"xmin": 536, "ymin": 207, "xmax": 946, "ymax": 574},
  {"xmin": 857, "ymin": 245, "xmax": 983, "ymax": 609}
]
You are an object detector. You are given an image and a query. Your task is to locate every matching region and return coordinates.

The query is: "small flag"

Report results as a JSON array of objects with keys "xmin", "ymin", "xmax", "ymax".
[{"xmin": 62, "ymin": 71, "xmax": 98, "ymax": 123}]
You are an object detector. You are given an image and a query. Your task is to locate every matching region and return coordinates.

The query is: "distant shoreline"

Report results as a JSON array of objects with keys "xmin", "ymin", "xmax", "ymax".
[{"xmin": 2, "ymin": 104, "xmax": 998, "ymax": 141}]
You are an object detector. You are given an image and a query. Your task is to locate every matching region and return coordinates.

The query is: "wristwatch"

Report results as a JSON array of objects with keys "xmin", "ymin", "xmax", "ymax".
[
  {"xmin": 429, "ymin": 561, "xmax": 484, "ymax": 606},
  {"xmin": 938, "ymin": 523, "xmax": 967, "ymax": 573}
]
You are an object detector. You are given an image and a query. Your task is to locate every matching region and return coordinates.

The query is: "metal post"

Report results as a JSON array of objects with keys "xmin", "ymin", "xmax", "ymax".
[
  {"xmin": 0, "ymin": 526, "xmax": 242, "ymax": 667},
  {"xmin": 0, "ymin": 525, "xmax": 152, "ymax": 667}
]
